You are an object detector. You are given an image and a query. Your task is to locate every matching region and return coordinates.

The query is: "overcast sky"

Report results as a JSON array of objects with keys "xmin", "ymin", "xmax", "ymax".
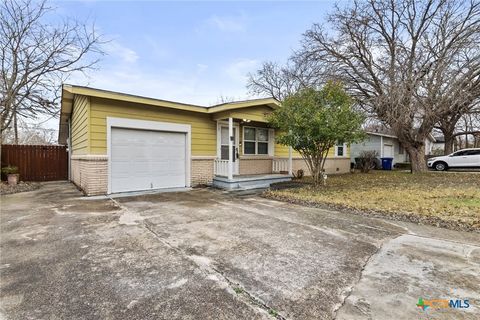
[{"xmin": 43, "ymin": 0, "xmax": 336, "ymax": 129}]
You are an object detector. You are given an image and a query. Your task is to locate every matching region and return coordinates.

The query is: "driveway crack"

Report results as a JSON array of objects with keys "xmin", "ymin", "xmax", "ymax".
[
  {"xmin": 142, "ymin": 220, "xmax": 286, "ymax": 319},
  {"xmin": 331, "ymin": 233, "xmax": 403, "ymax": 319}
]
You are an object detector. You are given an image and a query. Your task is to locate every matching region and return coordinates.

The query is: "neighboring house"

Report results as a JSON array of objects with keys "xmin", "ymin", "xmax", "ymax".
[
  {"xmin": 432, "ymin": 135, "xmax": 446, "ymax": 155},
  {"xmin": 350, "ymin": 131, "xmax": 435, "ymax": 166},
  {"xmin": 58, "ymin": 85, "xmax": 351, "ymax": 195}
]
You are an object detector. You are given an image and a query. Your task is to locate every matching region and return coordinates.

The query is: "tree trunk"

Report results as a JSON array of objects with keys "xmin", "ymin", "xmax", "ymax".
[
  {"xmin": 407, "ymin": 144, "xmax": 428, "ymax": 173},
  {"xmin": 14, "ymin": 113, "xmax": 18, "ymax": 144},
  {"xmin": 441, "ymin": 128, "xmax": 455, "ymax": 155},
  {"xmin": 302, "ymin": 152, "xmax": 327, "ymax": 188},
  {"xmin": 312, "ymin": 160, "xmax": 322, "ymax": 187}
]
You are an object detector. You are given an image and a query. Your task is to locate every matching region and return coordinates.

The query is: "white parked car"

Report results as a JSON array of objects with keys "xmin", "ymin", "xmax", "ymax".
[{"xmin": 427, "ymin": 148, "xmax": 480, "ymax": 171}]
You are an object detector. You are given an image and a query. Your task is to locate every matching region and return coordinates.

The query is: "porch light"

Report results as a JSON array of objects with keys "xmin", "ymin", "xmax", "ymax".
[{"xmin": 242, "ymin": 119, "xmax": 251, "ymax": 123}]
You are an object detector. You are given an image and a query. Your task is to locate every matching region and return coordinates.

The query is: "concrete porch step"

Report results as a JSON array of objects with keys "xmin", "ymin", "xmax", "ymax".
[{"xmin": 212, "ymin": 174, "xmax": 292, "ymax": 190}]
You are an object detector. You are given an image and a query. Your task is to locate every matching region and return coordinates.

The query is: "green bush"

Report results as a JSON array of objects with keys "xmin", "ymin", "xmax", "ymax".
[{"xmin": 1, "ymin": 165, "xmax": 19, "ymax": 175}]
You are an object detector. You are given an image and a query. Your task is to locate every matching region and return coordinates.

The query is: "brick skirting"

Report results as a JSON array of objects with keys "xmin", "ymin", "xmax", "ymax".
[
  {"xmin": 291, "ymin": 157, "xmax": 351, "ymax": 175},
  {"xmin": 239, "ymin": 157, "xmax": 273, "ymax": 175},
  {"xmin": 71, "ymin": 155, "xmax": 215, "ymax": 195},
  {"xmin": 191, "ymin": 157, "xmax": 215, "ymax": 186},
  {"xmin": 237, "ymin": 157, "xmax": 350, "ymax": 176},
  {"xmin": 70, "ymin": 155, "xmax": 349, "ymax": 196},
  {"xmin": 71, "ymin": 155, "xmax": 108, "ymax": 196}
]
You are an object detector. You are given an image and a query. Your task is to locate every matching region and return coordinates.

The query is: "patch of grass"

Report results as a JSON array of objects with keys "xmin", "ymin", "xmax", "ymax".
[
  {"xmin": 447, "ymin": 197, "xmax": 480, "ymax": 208},
  {"xmin": 269, "ymin": 309, "xmax": 278, "ymax": 317},
  {"xmin": 265, "ymin": 171, "xmax": 480, "ymax": 231},
  {"xmin": 233, "ymin": 286, "xmax": 244, "ymax": 294}
]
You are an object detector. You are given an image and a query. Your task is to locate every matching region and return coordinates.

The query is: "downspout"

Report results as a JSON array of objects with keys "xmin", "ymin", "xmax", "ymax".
[{"xmin": 67, "ymin": 117, "xmax": 72, "ymax": 181}]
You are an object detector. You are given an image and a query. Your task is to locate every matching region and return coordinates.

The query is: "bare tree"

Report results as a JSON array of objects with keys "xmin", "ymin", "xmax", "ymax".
[
  {"xmin": 0, "ymin": 0, "xmax": 103, "ymax": 139},
  {"xmin": 1, "ymin": 118, "xmax": 57, "ymax": 145},
  {"xmin": 247, "ymin": 60, "xmax": 324, "ymax": 101},
  {"xmin": 215, "ymin": 95, "xmax": 237, "ymax": 104},
  {"xmin": 456, "ymin": 110, "xmax": 480, "ymax": 148},
  {"xmin": 296, "ymin": 0, "xmax": 480, "ymax": 172},
  {"xmin": 436, "ymin": 102, "xmax": 480, "ymax": 153}
]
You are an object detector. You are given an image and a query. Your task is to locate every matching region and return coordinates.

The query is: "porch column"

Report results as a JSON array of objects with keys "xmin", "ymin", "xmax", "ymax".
[
  {"xmin": 380, "ymin": 136, "xmax": 384, "ymax": 157},
  {"xmin": 228, "ymin": 117, "xmax": 233, "ymax": 180},
  {"xmin": 288, "ymin": 146, "xmax": 293, "ymax": 175}
]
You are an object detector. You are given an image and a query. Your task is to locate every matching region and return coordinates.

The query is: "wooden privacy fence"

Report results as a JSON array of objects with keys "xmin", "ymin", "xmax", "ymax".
[{"xmin": 1, "ymin": 145, "xmax": 68, "ymax": 181}]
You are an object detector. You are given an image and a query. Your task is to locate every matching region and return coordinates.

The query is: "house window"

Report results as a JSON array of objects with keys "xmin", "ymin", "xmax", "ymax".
[
  {"xmin": 336, "ymin": 142, "xmax": 345, "ymax": 157},
  {"xmin": 243, "ymin": 127, "xmax": 269, "ymax": 155},
  {"xmin": 398, "ymin": 145, "xmax": 404, "ymax": 155}
]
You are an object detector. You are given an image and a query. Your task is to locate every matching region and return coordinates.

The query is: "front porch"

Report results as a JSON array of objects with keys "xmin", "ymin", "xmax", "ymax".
[
  {"xmin": 212, "ymin": 157, "xmax": 293, "ymax": 190},
  {"xmin": 211, "ymin": 100, "xmax": 293, "ymax": 190}
]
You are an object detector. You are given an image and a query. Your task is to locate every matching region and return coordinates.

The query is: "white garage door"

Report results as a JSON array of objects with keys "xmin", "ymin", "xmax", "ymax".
[
  {"xmin": 383, "ymin": 144, "xmax": 394, "ymax": 157},
  {"xmin": 110, "ymin": 127, "xmax": 186, "ymax": 193}
]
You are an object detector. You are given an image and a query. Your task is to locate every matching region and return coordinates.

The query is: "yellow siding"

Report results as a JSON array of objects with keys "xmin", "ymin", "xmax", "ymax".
[
  {"xmin": 89, "ymin": 97, "xmax": 217, "ymax": 156},
  {"xmin": 274, "ymin": 141, "xmax": 295, "ymax": 157},
  {"xmin": 213, "ymin": 105, "xmax": 273, "ymax": 122},
  {"xmin": 71, "ymin": 95, "xmax": 90, "ymax": 155},
  {"xmin": 237, "ymin": 105, "xmax": 273, "ymax": 119},
  {"xmin": 70, "ymin": 94, "xmax": 351, "ymax": 160}
]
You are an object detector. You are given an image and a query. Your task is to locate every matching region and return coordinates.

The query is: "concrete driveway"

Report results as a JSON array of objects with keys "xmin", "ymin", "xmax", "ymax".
[{"xmin": 1, "ymin": 182, "xmax": 479, "ymax": 319}]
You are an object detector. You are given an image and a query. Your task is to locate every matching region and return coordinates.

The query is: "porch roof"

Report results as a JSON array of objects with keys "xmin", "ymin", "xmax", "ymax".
[{"xmin": 211, "ymin": 102, "xmax": 278, "ymax": 123}]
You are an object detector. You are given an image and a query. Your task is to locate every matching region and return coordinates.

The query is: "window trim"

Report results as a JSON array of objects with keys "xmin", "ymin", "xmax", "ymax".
[
  {"xmin": 243, "ymin": 126, "xmax": 272, "ymax": 156},
  {"xmin": 335, "ymin": 142, "xmax": 347, "ymax": 157}
]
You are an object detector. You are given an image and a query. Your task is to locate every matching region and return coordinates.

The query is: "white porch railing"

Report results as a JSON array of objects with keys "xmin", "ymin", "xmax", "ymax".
[
  {"xmin": 214, "ymin": 159, "xmax": 229, "ymax": 176},
  {"xmin": 272, "ymin": 158, "xmax": 289, "ymax": 173}
]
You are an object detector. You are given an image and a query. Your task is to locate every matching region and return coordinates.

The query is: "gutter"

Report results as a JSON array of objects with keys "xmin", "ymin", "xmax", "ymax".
[{"xmin": 67, "ymin": 117, "xmax": 72, "ymax": 181}]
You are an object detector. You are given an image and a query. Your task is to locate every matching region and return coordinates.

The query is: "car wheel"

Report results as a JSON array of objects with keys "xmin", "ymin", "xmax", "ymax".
[{"xmin": 434, "ymin": 162, "xmax": 447, "ymax": 171}]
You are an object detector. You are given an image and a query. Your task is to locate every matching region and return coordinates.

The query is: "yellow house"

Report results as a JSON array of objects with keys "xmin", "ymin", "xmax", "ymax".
[{"xmin": 58, "ymin": 85, "xmax": 350, "ymax": 195}]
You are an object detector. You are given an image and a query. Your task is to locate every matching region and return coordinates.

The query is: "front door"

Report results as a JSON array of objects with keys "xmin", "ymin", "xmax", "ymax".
[{"xmin": 220, "ymin": 125, "xmax": 239, "ymax": 174}]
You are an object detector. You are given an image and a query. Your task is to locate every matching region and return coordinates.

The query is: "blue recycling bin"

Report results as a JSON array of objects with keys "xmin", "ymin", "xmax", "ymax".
[{"xmin": 381, "ymin": 157, "xmax": 394, "ymax": 170}]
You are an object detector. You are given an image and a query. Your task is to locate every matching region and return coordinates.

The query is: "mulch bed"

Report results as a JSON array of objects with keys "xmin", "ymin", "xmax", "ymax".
[
  {"xmin": 0, "ymin": 181, "xmax": 41, "ymax": 195},
  {"xmin": 269, "ymin": 180, "xmax": 311, "ymax": 191}
]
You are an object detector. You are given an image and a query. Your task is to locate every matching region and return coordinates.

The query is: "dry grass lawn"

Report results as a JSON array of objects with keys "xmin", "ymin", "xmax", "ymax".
[{"xmin": 265, "ymin": 171, "xmax": 480, "ymax": 231}]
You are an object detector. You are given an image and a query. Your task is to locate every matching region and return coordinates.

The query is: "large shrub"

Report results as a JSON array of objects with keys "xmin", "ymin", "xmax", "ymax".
[
  {"xmin": 355, "ymin": 151, "xmax": 379, "ymax": 173},
  {"xmin": 269, "ymin": 82, "xmax": 365, "ymax": 186}
]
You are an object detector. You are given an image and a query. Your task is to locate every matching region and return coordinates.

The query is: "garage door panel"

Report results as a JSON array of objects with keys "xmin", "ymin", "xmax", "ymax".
[{"xmin": 110, "ymin": 127, "xmax": 187, "ymax": 193}]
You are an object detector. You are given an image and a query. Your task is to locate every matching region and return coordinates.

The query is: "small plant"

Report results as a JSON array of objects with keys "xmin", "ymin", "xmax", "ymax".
[
  {"xmin": 233, "ymin": 286, "xmax": 243, "ymax": 294},
  {"xmin": 355, "ymin": 150, "xmax": 379, "ymax": 173},
  {"xmin": 1, "ymin": 165, "xmax": 18, "ymax": 175},
  {"xmin": 268, "ymin": 309, "xmax": 279, "ymax": 317},
  {"xmin": 2, "ymin": 165, "xmax": 20, "ymax": 185}
]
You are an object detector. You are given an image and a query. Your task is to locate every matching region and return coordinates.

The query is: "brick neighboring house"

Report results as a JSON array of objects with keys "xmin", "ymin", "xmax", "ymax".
[{"xmin": 58, "ymin": 85, "xmax": 351, "ymax": 195}]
